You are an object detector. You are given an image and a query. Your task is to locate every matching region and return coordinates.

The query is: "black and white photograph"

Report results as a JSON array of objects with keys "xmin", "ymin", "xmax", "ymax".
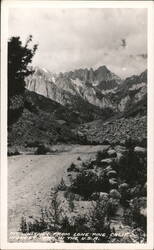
[{"xmin": 1, "ymin": 0, "xmax": 154, "ymax": 249}]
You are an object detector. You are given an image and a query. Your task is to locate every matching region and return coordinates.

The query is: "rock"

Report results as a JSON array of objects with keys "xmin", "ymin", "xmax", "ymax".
[
  {"xmin": 105, "ymin": 166, "xmax": 113, "ymax": 173},
  {"xmin": 115, "ymin": 145, "xmax": 128, "ymax": 154},
  {"xmin": 119, "ymin": 183, "xmax": 129, "ymax": 191},
  {"xmin": 106, "ymin": 170, "xmax": 117, "ymax": 178},
  {"xmin": 134, "ymin": 146, "xmax": 146, "ymax": 155},
  {"xmin": 107, "ymin": 149, "xmax": 117, "ymax": 157},
  {"xmin": 109, "ymin": 179, "xmax": 118, "ymax": 189},
  {"xmin": 99, "ymin": 192, "xmax": 109, "ymax": 201},
  {"xmin": 115, "ymin": 152, "xmax": 125, "ymax": 165},
  {"xmin": 140, "ymin": 207, "xmax": 147, "ymax": 217},
  {"xmin": 109, "ymin": 189, "xmax": 121, "ymax": 199},
  {"xmin": 101, "ymin": 158, "xmax": 113, "ymax": 166},
  {"xmin": 129, "ymin": 185, "xmax": 141, "ymax": 196}
]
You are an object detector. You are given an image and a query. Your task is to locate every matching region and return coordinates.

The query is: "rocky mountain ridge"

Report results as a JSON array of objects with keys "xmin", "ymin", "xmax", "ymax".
[{"xmin": 25, "ymin": 66, "xmax": 147, "ymax": 116}]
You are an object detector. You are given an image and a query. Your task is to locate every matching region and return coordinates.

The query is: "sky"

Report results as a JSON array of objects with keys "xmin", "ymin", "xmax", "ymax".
[{"xmin": 8, "ymin": 8, "xmax": 147, "ymax": 78}]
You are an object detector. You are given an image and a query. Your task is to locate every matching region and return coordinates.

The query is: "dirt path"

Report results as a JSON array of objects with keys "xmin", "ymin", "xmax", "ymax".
[{"xmin": 8, "ymin": 145, "xmax": 106, "ymax": 233}]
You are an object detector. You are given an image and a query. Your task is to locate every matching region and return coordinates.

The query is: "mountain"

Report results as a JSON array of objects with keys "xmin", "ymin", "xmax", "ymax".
[
  {"xmin": 25, "ymin": 66, "xmax": 147, "ymax": 117},
  {"xmin": 25, "ymin": 66, "xmax": 121, "ymax": 111},
  {"xmin": 74, "ymin": 69, "xmax": 147, "ymax": 145},
  {"xmin": 106, "ymin": 70, "xmax": 147, "ymax": 114}
]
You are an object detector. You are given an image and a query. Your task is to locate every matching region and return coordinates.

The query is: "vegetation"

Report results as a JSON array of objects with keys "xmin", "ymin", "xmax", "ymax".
[
  {"xmin": 8, "ymin": 35, "xmax": 38, "ymax": 98},
  {"xmin": 8, "ymin": 36, "xmax": 38, "ymax": 125}
]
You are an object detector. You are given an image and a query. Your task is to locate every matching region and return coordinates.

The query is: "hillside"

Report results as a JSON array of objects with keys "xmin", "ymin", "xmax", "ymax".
[
  {"xmin": 75, "ymin": 115, "xmax": 147, "ymax": 145},
  {"xmin": 8, "ymin": 90, "xmax": 81, "ymax": 148}
]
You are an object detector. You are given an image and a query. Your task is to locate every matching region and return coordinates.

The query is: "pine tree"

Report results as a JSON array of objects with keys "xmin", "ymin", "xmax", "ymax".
[{"xmin": 8, "ymin": 35, "xmax": 38, "ymax": 99}]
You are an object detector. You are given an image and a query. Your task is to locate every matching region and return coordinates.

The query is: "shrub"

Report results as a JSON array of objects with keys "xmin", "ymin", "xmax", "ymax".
[
  {"xmin": 69, "ymin": 169, "xmax": 110, "ymax": 198},
  {"xmin": 27, "ymin": 210, "xmax": 47, "ymax": 233},
  {"xmin": 20, "ymin": 216, "xmax": 27, "ymax": 233},
  {"xmin": 35, "ymin": 144, "xmax": 49, "ymax": 155},
  {"xmin": 69, "ymin": 170, "xmax": 98, "ymax": 198},
  {"xmin": 57, "ymin": 178, "xmax": 67, "ymax": 191},
  {"xmin": 115, "ymin": 148, "xmax": 146, "ymax": 186},
  {"xmin": 67, "ymin": 163, "xmax": 78, "ymax": 172},
  {"xmin": 89, "ymin": 199, "xmax": 111, "ymax": 241},
  {"xmin": 61, "ymin": 215, "xmax": 89, "ymax": 235},
  {"xmin": 8, "ymin": 148, "xmax": 20, "ymax": 156}
]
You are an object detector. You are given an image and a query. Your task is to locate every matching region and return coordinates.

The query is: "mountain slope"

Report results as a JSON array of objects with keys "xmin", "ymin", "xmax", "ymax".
[
  {"xmin": 106, "ymin": 70, "xmax": 147, "ymax": 113},
  {"xmin": 25, "ymin": 66, "xmax": 147, "ymax": 117},
  {"xmin": 8, "ymin": 90, "xmax": 83, "ymax": 147}
]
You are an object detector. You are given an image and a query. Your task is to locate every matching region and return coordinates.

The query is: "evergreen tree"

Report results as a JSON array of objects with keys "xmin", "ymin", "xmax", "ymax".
[{"xmin": 8, "ymin": 35, "xmax": 38, "ymax": 99}]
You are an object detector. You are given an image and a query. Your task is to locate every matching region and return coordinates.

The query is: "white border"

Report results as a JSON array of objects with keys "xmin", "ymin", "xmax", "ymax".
[{"xmin": 1, "ymin": 1, "xmax": 154, "ymax": 250}]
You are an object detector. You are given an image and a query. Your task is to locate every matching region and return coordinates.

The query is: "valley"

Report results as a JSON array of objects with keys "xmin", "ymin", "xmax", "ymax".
[{"xmin": 8, "ymin": 65, "xmax": 147, "ymax": 243}]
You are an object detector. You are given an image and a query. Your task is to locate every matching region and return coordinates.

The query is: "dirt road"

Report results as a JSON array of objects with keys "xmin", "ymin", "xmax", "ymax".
[{"xmin": 8, "ymin": 145, "xmax": 106, "ymax": 233}]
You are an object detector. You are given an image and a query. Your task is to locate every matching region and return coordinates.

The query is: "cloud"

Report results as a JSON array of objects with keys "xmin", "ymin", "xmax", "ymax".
[{"xmin": 8, "ymin": 8, "xmax": 147, "ymax": 78}]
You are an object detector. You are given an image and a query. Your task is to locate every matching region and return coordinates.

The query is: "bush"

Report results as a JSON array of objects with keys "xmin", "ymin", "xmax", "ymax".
[
  {"xmin": 8, "ymin": 148, "xmax": 20, "ymax": 156},
  {"xmin": 115, "ymin": 148, "xmax": 146, "ymax": 185},
  {"xmin": 69, "ymin": 169, "xmax": 109, "ymax": 198},
  {"xmin": 89, "ymin": 199, "xmax": 111, "ymax": 241},
  {"xmin": 57, "ymin": 178, "xmax": 67, "ymax": 191},
  {"xmin": 35, "ymin": 144, "xmax": 49, "ymax": 155},
  {"xmin": 69, "ymin": 171, "xmax": 97, "ymax": 198},
  {"xmin": 20, "ymin": 216, "xmax": 27, "ymax": 233}
]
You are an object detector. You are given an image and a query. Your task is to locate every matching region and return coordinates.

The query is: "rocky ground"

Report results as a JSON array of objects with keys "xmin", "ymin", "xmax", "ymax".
[{"xmin": 76, "ymin": 115, "xmax": 147, "ymax": 145}]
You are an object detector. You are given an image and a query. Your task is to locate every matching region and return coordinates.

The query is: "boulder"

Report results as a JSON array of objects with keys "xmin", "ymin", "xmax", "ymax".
[
  {"xmin": 106, "ymin": 170, "xmax": 117, "ymax": 178},
  {"xmin": 107, "ymin": 149, "xmax": 117, "ymax": 157},
  {"xmin": 99, "ymin": 192, "xmax": 109, "ymax": 201},
  {"xmin": 109, "ymin": 179, "xmax": 118, "ymax": 189},
  {"xmin": 105, "ymin": 166, "xmax": 113, "ymax": 173},
  {"xmin": 115, "ymin": 145, "xmax": 128, "ymax": 154},
  {"xmin": 129, "ymin": 185, "xmax": 141, "ymax": 197},
  {"xmin": 115, "ymin": 152, "xmax": 125, "ymax": 165},
  {"xmin": 101, "ymin": 158, "xmax": 113, "ymax": 166},
  {"xmin": 109, "ymin": 189, "xmax": 121, "ymax": 199},
  {"xmin": 119, "ymin": 183, "xmax": 129, "ymax": 191},
  {"xmin": 134, "ymin": 146, "xmax": 146, "ymax": 155}
]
